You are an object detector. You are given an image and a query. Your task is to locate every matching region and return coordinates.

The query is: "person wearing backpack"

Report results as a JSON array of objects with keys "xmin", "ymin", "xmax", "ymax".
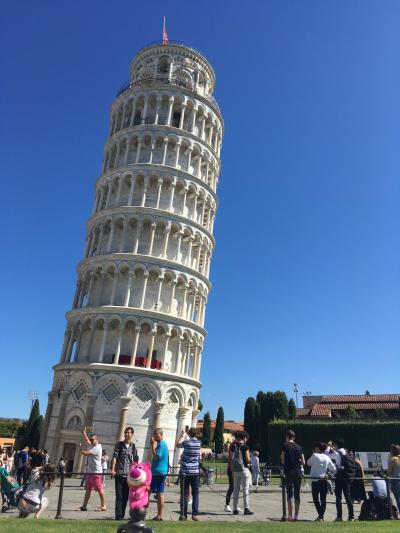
[
  {"xmin": 229, "ymin": 430, "xmax": 254, "ymax": 516},
  {"xmin": 333, "ymin": 438, "xmax": 355, "ymax": 521},
  {"xmin": 280, "ymin": 430, "xmax": 305, "ymax": 521},
  {"xmin": 110, "ymin": 426, "xmax": 139, "ymax": 520},
  {"xmin": 16, "ymin": 447, "xmax": 29, "ymax": 485}
]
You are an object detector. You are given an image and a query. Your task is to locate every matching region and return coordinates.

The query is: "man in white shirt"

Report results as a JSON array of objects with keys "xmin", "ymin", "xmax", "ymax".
[
  {"xmin": 307, "ymin": 443, "xmax": 336, "ymax": 521},
  {"xmin": 76, "ymin": 430, "xmax": 107, "ymax": 512}
]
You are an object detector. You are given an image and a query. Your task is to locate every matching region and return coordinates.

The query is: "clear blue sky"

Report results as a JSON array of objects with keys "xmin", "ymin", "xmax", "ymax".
[{"xmin": 2, "ymin": 1, "xmax": 400, "ymax": 422}]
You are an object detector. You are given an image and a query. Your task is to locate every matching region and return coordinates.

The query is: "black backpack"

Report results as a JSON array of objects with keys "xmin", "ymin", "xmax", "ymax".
[{"xmin": 338, "ymin": 451, "xmax": 357, "ymax": 478}]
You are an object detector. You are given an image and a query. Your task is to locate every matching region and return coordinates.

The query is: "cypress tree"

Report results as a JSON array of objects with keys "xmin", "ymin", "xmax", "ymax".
[
  {"xmin": 22, "ymin": 399, "xmax": 41, "ymax": 448},
  {"xmin": 258, "ymin": 391, "xmax": 274, "ymax": 458},
  {"xmin": 273, "ymin": 391, "xmax": 289, "ymax": 420},
  {"xmin": 214, "ymin": 406, "xmax": 224, "ymax": 454},
  {"xmin": 244, "ymin": 397, "xmax": 258, "ymax": 449},
  {"xmin": 288, "ymin": 398, "xmax": 297, "ymax": 420},
  {"xmin": 202, "ymin": 411, "xmax": 212, "ymax": 446}
]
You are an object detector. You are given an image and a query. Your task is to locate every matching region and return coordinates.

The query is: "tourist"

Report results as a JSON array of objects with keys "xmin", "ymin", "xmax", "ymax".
[
  {"xmin": 280, "ymin": 429, "xmax": 305, "ymax": 521},
  {"xmin": 307, "ymin": 442, "xmax": 336, "ymax": 522},
  {"xmin": 371, "ymin": 471, "xmax": 389, "ymax": 519},
  {"xmin": 76, "ymin": 429, "xmax": 106, "ymax": 512},
  {"xmin": 18, "ymin": 453, "xmax": 56, "ymax": 519},
  {"xmin": 57, "ymin": 457, "xmax": 65, "ymax": 476},
  {"xmin": 150, "ymin": 428, "xmax": 169, "ymax": 521},
  {"xmin": 101, "ymin": 449, "xmax": 109, "ymax": 486},
  {"xmin": 350, "ymin": 453, "xmax": 366, "ymax": 503},
  {"xmin": 388, "ymin": 444, "xmax": 400, "ymax": 512},
  {"xmin": 176, "ymin": 427, "xmax": 201, "ymax": 521},
  {"xmin": 333, "ymin": 438, "xmax": 355, "ymax": 521},
  {"xmin": 42, "ymin": 449, "xmax": 49, "ymax": 467},
  {"xmin": 250, "ymin": 451, "xmax": 260, "ymax": 486},
  {"xmin": 224, "ymin": 436, "xmax": 238, "ymax": 512},
  {"xmin": 110, "ymin": 426, "xmax": 139, "ymax": 520},
  {"xmin": 16, "ymin": 447, "xmax": 29, "ymax": 485},
  {"xmin": 230, "ymin": 430, "xmax": 253, "ymax": 516}
]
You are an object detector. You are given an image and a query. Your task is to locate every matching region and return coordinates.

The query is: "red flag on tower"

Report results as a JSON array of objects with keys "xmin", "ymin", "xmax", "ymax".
[{"xmin": 162, "ymin": 17, "xmax": 169, "ymax": 45}]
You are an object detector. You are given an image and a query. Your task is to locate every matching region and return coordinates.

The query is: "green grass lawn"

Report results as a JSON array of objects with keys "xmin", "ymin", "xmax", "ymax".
[{"xmin": 0, "ymin": 519, "xmax": 398, "ymax": 532}]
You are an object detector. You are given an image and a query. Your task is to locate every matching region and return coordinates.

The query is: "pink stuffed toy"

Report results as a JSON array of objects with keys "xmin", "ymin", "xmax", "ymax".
[{"xmin": 127, "ymin": 462, "xmax": 152, "ymax": 511}]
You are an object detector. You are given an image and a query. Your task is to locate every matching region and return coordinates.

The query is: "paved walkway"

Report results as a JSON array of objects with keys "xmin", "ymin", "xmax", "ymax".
[{"xmin": 1, "ymin": 478, "xmax": 364, "ymax": 523}]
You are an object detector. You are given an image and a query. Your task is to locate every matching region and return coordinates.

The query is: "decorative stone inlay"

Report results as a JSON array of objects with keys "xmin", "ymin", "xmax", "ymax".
[
  {"xmin": 72, "ymin": 382, "xmax": 88, "ymax": 402},
  {"xmin": 66, "ymin": 415, "xmax": 83, "ymax": 430},
  {"xmin": 134, "ymin": 385, "xmax": 153, "ymax": 407},
  {"xmin": 100, "ymin": 382, "xmax": 121, "ymax": 404}
]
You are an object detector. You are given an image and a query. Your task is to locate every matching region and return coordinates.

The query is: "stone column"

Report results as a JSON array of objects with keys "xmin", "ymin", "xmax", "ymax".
[
  {"xmin": 162, "ymin": 137, "xmax": 169, "ymax": 165},
  {"xmin": 117, "ymin": 397, "xmax": 132, "ymax": 440},
  {"xmin": 140, "ymin": 272, "xmax": 149, "ymax": 308},
  {"xmin": 166, "ymin": 96, "xmax": 174, "ymax": 126},
  {"xmin": 40, "ymin": 391, "xmax": 57, "ymax": 450},
  {"xmin": 98, "ymin": 323, "xmax": 108, "ymax": 362},
  {"xmin": 51, "ymin": 390, "xmax": 70, "ymax": 462},
  {"xmin": 124, "ymin": 272, "xmax": 135, "ymax": 307},
  {"xmin": 153, "ymin": 402, "xmax": 165, "ymax": 429},
  {"xmin": 191, "ymin": 409, "xmax": 200, "ymax": 427},
  {"xmin": 131, "ymin": 326, "xmax": 141, "ymax": 363},
  {"xmin": 168, "ymin": 179, "xmax": 176, "ymax": 211},
  {"xmin": 162, "ymin": 225, "xmax": 171, "ymax": 258},
  {"xmin": 148, "ymin": 222, "xmax": 157, "ymax": 255},
  {"xmin": 155, "ymin": 178, "xmax": 163, "ymax": 208},
  {"xmin": 146, "ymin": 331, "xmax": 157, "ymax": 368},
  {"xmin": 128, "ymin": 175, "xmax": 136, "ymax": 205}
]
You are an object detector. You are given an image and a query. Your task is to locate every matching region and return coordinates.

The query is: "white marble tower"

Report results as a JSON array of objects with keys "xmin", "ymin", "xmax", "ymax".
[{"xmin": 42, "ymin": 41, "xmax": 223, "ymax": 470}]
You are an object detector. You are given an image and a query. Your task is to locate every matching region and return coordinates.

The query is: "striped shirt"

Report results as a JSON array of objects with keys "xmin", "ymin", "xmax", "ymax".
[{"xmin": 179, "ymin": 438, "xmax": 201, "ymax": 475}]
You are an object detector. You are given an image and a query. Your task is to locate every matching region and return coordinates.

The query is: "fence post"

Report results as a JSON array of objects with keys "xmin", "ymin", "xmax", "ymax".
[
  {"xmin": 385, "ymin": 475, "xmax": 393, "ymax": 519},
  {"xmin": 280, "ymin": 472, "xmax": 287, "ymax": 522},
  {"xmin": 55, "ymin": 470, "xmax": 65, "ymax": 519}
]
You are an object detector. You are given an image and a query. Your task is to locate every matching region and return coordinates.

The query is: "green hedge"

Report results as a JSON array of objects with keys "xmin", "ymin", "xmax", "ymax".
[{"xmin": 268, "ymin": 420, "xmax": 400, "ymax": 463}]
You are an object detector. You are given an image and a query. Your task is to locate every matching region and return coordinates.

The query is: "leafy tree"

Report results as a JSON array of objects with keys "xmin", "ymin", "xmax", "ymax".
[
  {"xmin": 202, "ymin": 411, "xmax": 212, "ymax": 446},
  {"xmin": 197, "ymin": 399, "xmax": 203, "ymax": 413},
  {"xmin": 365, "ymin": 390, "xmax": 371, "ymax": 396},
  {"xmin": 288, "ymin": 398, "xmax": 297, "ymax": 420},
  {"xmin": 244, "ymin": 397, "xmax": 258, "ymax": 449},
  {"xmin": 214, "ymin": 406, "xmax": 224, "ymax": 454},
  {"xmin": 345, "ymin": 405, "xmax": 359, "ymax": 419},
  {"xmin": 273, "ymin": 391, "xmax": 289, "ymax": 420}
]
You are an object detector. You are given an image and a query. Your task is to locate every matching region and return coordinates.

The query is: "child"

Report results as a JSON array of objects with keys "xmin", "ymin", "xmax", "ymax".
[{"xmin": 18, "ymin": 454, "xmax": 56, "ymax": 519}]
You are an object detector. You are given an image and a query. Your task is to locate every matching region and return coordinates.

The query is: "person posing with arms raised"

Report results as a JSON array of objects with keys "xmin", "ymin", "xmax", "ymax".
[
  {"xmin": 110, "ymin": 426, "xmax": 139, "ymax": 521},
  {"xmin": 150, "ymin": 428, "xmax": 169, "ymax": 521},
  {"xmin": 307, "ymin": 442, "xmax": 336, "ymax": 522},
  {"xmin": 176, "ymin": 427, "xmax": 201, "ymax": 521},
  {"xmin": 280, "ymin": 430, "xmax": 305, "ymax": 522},
  {"xmin": 76, "ymin": 430, "xmax": 107, "ymax": 512},
  {"xmin": 229, "ymin": 430, "xmax": 254, "ymax": 516}
]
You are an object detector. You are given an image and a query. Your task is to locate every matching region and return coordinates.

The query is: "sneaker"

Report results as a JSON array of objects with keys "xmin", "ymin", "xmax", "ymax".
[
  {"xmin": 188, "ymin": 499, "xmax": 192, "ymax": 505},
  {"xmin": 224, "ymin": 505, "xmax": 232, "ymax": 513},
  {"xmin": 348, "ymin": 518, "xmax": 355, "ymax": 522},
  {"xmin": 314, "ymin": 517, "xmax": 324, "ymax": 522},
  {"xmin": 334, "ymin": 517, "xmax": 343, "ymax": 522},
  {"xmin": 244, "ymin": 508, "xmax": 254, "ymax": 516},
  {"xmin": 237, "ymin": 507, "xmax": 243, "ymax": 513},
  {"xmin": 233, "ymin": 510, "xmax": 239, "ymax": 515}
]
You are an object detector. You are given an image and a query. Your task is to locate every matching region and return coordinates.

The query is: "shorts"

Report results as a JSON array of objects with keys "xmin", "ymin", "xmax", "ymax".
[
  {"xmin": 150, "ymin": 474, "xmax": 166, "ymax": 494},
  {"xmin": 85, "ymin": 473, "xmax": 103, "ymax": 492},
  {"xmin": 285, "ymin": 472, "xmax": 301, "ymax": 502},
  {"xmin": 18, "ymin": 496, "xmax": 48, "ymax": 517}
]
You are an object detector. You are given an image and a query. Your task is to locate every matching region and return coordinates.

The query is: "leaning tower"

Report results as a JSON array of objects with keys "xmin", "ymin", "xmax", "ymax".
[{"xmin": 41, "ymin": 42, "xmax": 223, "ymax": 470}]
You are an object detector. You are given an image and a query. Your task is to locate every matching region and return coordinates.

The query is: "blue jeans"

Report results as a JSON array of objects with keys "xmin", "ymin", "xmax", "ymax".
[{"xmin": 183, "ymin": 474, "xmax": 199, "ymax": 517}]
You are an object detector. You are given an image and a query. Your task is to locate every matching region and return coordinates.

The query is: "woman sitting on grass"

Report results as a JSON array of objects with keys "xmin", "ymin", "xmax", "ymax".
[{"xmin": 18, "ymin": 453, "xmax": 56, "ymax": 519}]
